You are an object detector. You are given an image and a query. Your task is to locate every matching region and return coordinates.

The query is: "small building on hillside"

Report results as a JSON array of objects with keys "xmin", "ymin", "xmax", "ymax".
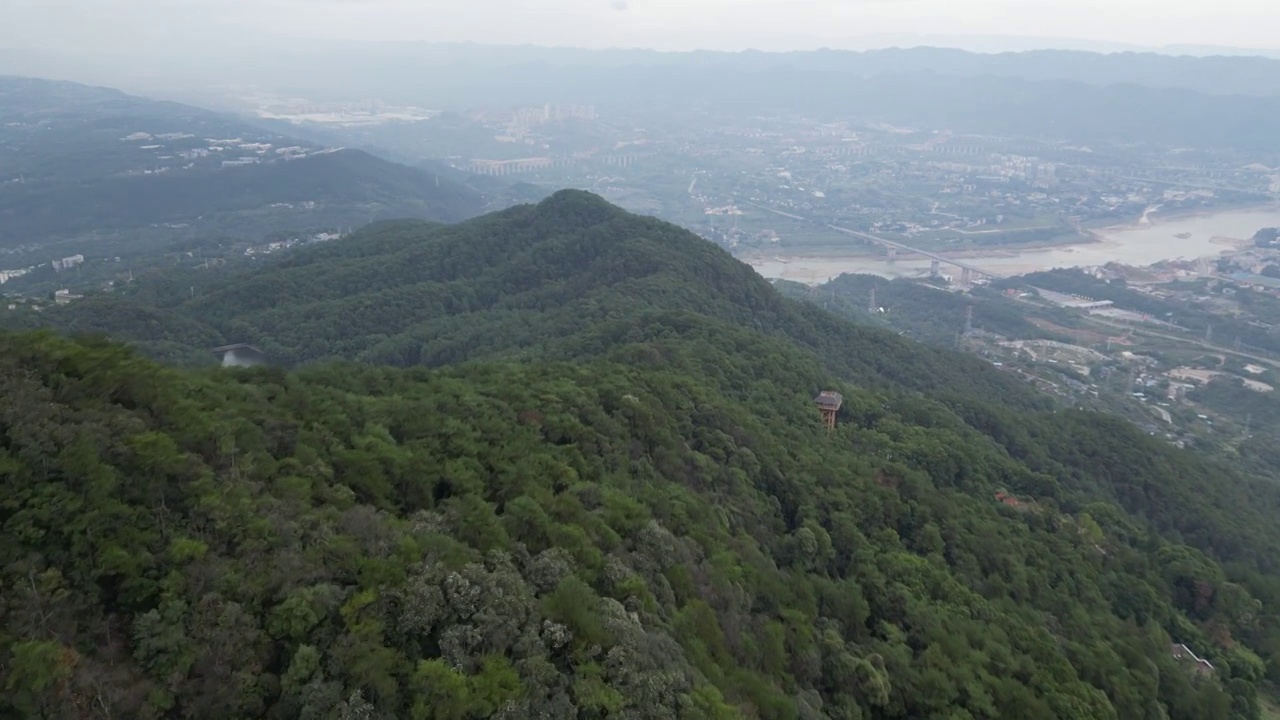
[
  {"xmin": 53, "ymin": 289, "xmax": 83, "ymax": 305},
  {"xmin": 211, "ymin": 343, "xmax": 267, "ymax": 368},
  {"xmin": 1170, "ymin": 643, "xmax": 1214, "ymax": 677},
  {"xmin": 814, "ymin": 390, "xmax": 843, "ymax": 430}
]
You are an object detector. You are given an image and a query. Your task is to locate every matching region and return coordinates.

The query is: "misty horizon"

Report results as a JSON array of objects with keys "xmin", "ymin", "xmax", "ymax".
[{"xmin": 4, "ymin": 0, "xmax": 1280, "ymax": 58}]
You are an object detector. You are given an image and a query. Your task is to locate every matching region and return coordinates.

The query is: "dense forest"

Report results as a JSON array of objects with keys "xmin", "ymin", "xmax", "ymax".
[
  {"xmin": 6, "ymin": 191, "xmax": 1280, "ymax": 719},
  {"xmin": 1192, "ymin": 377, "xmax": 1280, "ymax": 478},
  {"xmin": 773, "ymin": 274, "xmax": 1076, "ymax": 347}
]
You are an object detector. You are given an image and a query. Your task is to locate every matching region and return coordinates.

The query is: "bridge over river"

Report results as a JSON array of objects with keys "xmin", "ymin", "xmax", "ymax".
[{"xmin": 824, "ymin": 223, "xmax": 994, "ymax": 281}]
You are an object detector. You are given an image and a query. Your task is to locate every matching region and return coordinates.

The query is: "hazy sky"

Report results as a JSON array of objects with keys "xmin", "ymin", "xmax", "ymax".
[{"xmin": 4, "ymin": 0, "xmax": 1279, "ymax": 53}]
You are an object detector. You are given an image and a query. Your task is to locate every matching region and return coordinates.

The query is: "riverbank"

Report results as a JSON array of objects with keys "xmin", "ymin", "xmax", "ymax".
[
  {"xmin": 747, "ymin": 203, "xmax": 1280, "ymax": 284},
  {"xmin": 742, "ymin": 239, "xmax": 1058, "ymax": 266},
  {"xmin": 766, "ymin": 202, "xmax": 1279, "ymax": 266},
  {"xmin": 1094, "ymin": 200, "xmax": 1279, "ymax": 236},
  {"xmin": 1210, "ymin": 234, "xmax": 1257, "ymax": 250}
]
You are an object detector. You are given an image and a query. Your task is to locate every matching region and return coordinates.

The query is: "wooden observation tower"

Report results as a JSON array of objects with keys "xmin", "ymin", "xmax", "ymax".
[{"xmin": 814, "ymin": 390, "xmax": 843, "ymax": 430}]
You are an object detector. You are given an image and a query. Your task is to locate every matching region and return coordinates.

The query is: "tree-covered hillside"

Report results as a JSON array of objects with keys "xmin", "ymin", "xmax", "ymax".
[
  {"xmin": 6, "ymin": 191, "xmax": 1280, "ymax": 719},
  {"xmin": 0, "ymin": 76, "xmax": 486, "ymax": 257},
  {"xmin": 0, "ymin": 149, "xmax": 485, "ymax": 246},
  {"xmin": 0, "ymin": 330, "xmax": 1268, "ymax": 720},
  {"xmin": 774, "ymin": 274, "xmax": 1070, "ymax": 347},
  {"xmin": 9, "ymin": 191, "xmax": 1062, "ymax": 398}
]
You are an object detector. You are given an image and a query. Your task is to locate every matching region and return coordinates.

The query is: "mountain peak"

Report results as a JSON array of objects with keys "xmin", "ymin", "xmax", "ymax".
[{"xmin": 531, "ymin": 188, "xmax": 626, "ymax": 225}]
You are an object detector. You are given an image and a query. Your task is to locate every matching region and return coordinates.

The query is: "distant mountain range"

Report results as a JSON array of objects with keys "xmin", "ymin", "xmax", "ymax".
[
  {"xmin": 8, "ymin": 41, "xmax": 1280, "ymax": 101},
  {"xmin": 750, "ymin": 34, "xmax": 1280, "ymax": 57},
  {"xmin": 7, "ymin": 45, "xmax": 1280, "ymax": 156},
  {"xmin": 0, "ymin": 76, "xmax": 487, "ymax": 259},
  {"xmin": 291, "ymin": 42, "xmax": 1280, "ymax": 97}
]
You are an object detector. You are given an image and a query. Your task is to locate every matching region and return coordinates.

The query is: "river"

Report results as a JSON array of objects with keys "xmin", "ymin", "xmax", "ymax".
[{"xmin": 748, "ymin": 205, "xmax": 1280, "ymax": 284}]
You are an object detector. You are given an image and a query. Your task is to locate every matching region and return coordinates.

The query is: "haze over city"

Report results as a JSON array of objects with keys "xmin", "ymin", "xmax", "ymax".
[{"xmin": 4, "ymin": 0, "xmax": 1280, "ymax": 54}]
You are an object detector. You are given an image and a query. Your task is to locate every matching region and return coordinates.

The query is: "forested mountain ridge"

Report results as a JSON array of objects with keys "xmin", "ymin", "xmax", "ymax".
[
  {"xmin": 0, "ymin": 149, "xmax": 485, "ymax": 244},
  {"xmin": 6, "ymin": 191, "xmax": 1280, "ymax": 718},
  {"xmin": 0, "ymin": 76, "xmax": 486, "ymax": 256},
  {"xmin": 14, "ymin": 190, "xmax": 1058, "ymax": 403}
]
